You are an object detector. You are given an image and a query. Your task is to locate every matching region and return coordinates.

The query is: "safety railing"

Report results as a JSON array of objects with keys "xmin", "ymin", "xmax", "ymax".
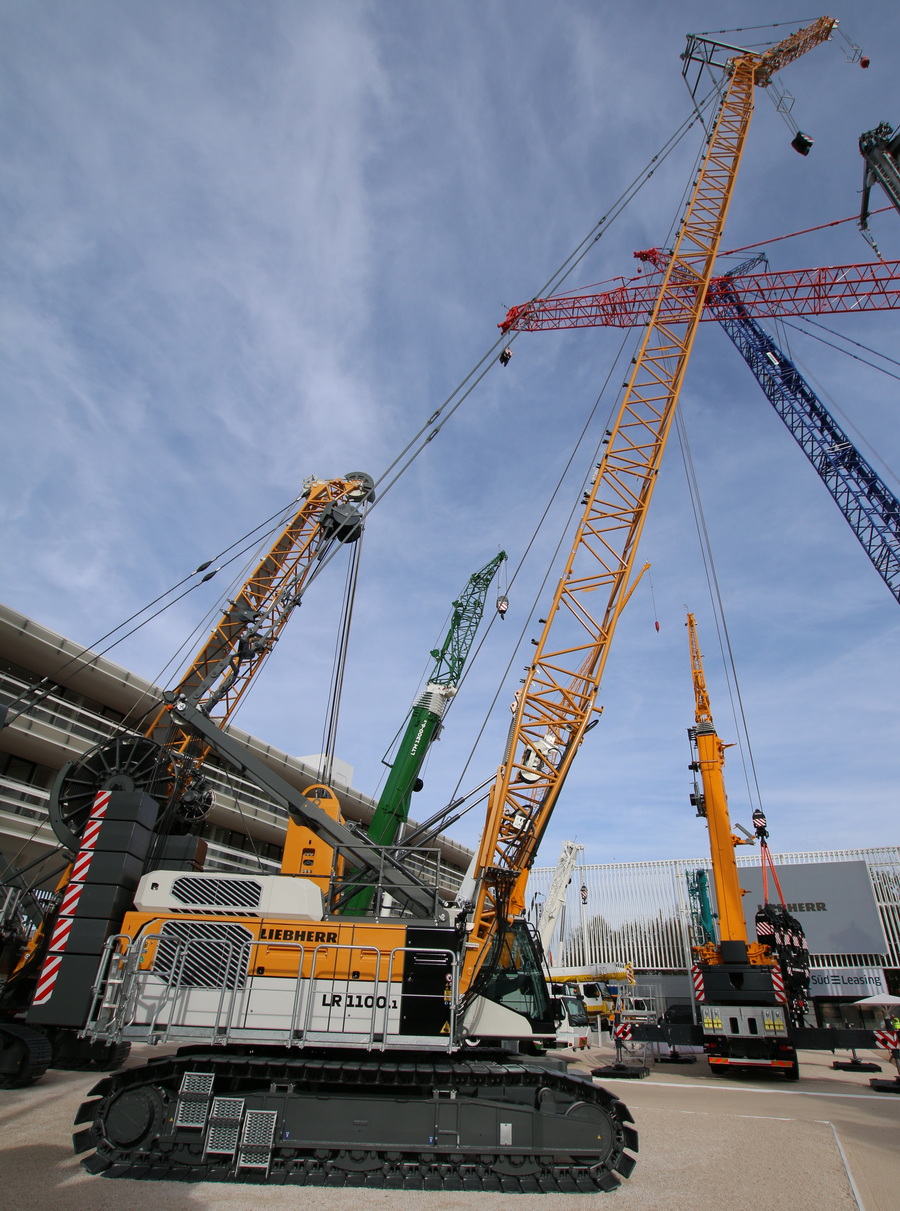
[{"xmin": 84, "ymin": 933, "xmax": 459, "ymax": 1052}]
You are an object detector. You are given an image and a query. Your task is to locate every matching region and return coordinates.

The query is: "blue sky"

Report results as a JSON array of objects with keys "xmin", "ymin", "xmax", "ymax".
[{"xmin": 2, "ymin": 1, "xmax": 898, "ymax": 867}]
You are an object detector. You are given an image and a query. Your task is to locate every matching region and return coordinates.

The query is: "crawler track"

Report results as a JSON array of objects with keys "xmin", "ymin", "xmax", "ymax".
[
  {"xmin": 0, "ymin": 1022, "xmax": 53, "ymax": 1088},
  {"xmin": 74, "ymin": 1046, "xmax": 638, "ymax": 1192}
]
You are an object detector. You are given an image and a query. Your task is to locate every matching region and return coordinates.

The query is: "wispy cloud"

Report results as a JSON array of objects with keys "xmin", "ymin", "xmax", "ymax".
[{"xmin": 1, "ymin": 0, "xmax": 898, "ymax": 866}]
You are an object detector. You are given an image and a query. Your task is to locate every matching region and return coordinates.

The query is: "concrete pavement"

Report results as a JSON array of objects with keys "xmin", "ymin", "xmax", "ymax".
[{"xmin": 1, "ymin": 1038, "xmax": 898, "ymax": 1210}]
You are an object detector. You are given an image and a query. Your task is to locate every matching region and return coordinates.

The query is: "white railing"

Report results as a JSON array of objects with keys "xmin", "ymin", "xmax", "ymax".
[{"xmin": 85, "ymin": 934, "xmax": 459, "ymax": 1052}]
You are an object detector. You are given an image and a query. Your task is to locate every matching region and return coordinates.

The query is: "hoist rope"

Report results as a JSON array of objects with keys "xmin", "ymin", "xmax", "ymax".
[
  {"xmin": 4, "ymin": 88, "xmax": 717, "ymax": 741},
  {"xmin": 719, "ymin": 205, "xmax": 894, "ymax": 257},
  {"xmin": 318, "ymin": 531, "xmax": 365, "ymax": 785},
  {"xmin": 447, "ymin": 331, "xmax": 638, "ymax": 804},
  {"xmin": 674, "ymin": 407, "xmax": 766, "ymax": 820}
]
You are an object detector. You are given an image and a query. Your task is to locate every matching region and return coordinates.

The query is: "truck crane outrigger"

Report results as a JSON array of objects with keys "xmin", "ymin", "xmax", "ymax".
[{"xmin": 68, "ymin": 17, "xmax": 836, "ymax": 1192}]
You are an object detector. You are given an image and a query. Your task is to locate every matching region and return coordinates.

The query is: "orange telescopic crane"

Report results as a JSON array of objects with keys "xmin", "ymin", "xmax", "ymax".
[
  {"xmin": 685, "ymin": 614, "xmax": 807, "ymax": 1080},
  {"xmin": 686, "ymin": 613, "xmax": 762, "ymax": 963}
]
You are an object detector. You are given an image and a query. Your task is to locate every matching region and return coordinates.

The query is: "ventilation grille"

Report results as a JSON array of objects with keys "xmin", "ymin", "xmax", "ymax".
[
  {"xmin": 171, "ymin": 876, "xmax": 263, "ymax": 908},
  {"xmin": 154, "ymin": 920, "xmax": 253, "ymax": 989}
]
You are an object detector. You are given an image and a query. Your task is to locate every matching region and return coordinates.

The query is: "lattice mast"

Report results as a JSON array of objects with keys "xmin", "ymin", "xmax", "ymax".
[
  {"xmin": 499, "ymin": 258, "xmax": 900, "ymax": 333},
  {"xmin": 707, "ymin": 277, "xmax": 900, "ymax": 604},
  {"xmin": 51, "ymin": 472, "xmax": 374, "ymax": 847},
  {"xmin": 460, "ymin": 17, "xmax": 836, "ymax": 995},
  {"xmin": 343, "ymin": 551, "xmax": 506, "ymax": 915}
]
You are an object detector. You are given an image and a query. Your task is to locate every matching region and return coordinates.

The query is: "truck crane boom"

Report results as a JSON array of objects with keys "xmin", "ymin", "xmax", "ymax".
[
  {"xmin": 537, "ymin": 840, "xmax": 584, "ymax": 951},
  {"xmin": 686, "ymin": 613, "xmax": 763, "ymax": 961},
  {"xmin": 686, "ymin": 612, "xmax": 808, "ymax": 1079}
]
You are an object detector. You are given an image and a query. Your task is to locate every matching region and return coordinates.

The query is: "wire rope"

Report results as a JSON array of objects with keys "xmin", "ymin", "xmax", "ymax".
[
  {"xmin": 318, "ymin": 531, "xmax": 365, "ymax": 786},
  {"xmin": 692, "ymin": 20, "xmax": 819, "ymax": 36},
  {"xmin": 674, "ymin": 406, "xmax": 766, "ymax": 821},
  {"xmin": 719, "ymin": 205, "xmax": 895, "ymax": 257},
  {"xmin": 789, "ymin": 314, "xmax": 900, "ymax": 374},
  {"xmin": 768, "ymin": 318, "xmax": 900, "ymax": 488},
  {"xmin": 373, "ymin": 86, "xmax": 720, "ymax": 503},
  {"xmin": 447, "ymin": 330, "xmax": 638, "ymax": 807},
  {"xmin": 0, "ymin": 496, "xmax": 312, "ymax": 730},
  {"xmin": 778, "ymin": 317, "xmax": 900, "ymax": 388}
]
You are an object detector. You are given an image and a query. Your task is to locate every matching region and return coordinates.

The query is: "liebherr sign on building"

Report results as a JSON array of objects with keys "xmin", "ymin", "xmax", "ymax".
[{"xmin": 737, "ymin": 860, "xmax": 887, "ymax": 956}]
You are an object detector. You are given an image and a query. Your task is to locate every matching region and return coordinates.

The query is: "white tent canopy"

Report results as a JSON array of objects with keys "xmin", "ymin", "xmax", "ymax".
[{"xmin": 853, "ymin": 994, "xmax": 900, "ymax": 1006}]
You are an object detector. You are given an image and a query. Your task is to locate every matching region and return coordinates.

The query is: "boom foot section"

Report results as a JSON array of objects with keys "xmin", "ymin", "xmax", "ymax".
[{"xmin": 73, "ymin": 1047, "xmax": 637, "ymax": 1192}]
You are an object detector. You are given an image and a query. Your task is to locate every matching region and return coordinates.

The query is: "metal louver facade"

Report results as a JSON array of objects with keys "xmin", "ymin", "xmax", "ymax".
[{"xmin": 528, "ymin": 848, "xmax": 900, "ymax": 973}]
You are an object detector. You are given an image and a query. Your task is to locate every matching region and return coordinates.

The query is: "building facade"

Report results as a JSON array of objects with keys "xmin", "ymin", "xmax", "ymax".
[
  {"xmin": 0, "ymin": 602, "xmax": 471, "ymax": 897},
  {"xmin": 529, "ymin": 849, "xmax": 900, "ymax": 1026}
]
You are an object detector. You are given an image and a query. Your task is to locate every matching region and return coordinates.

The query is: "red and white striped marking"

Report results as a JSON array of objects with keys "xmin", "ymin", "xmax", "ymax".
[
  {"xmin": 770, "ymin": 965, "xmax": 787, "ymax": 1004},
  {"xmin": 32, "ymin": 954, "xmax": 63, "ymax": 1005},
  {"xmin": 46, "ymin": 916, "xmax": 73, "ymax": 952},
  {"xmin": 58, "ymin": 881, "xmax": 85, "ymax": 917},
  {"xmin": 614, "ymin": 1023, "xmax": 633, "ymax": 1041},
  {"xmin": 874, "ymin": 1030, "xmax": 899, "ymax": 1051},
  {"xmin": 32, "ymin": 790, "xmax": 110, "ymax": 1006},
  {"xmin": 691, "ymin": 965, "xmax": 705, "ymax": 1003}
]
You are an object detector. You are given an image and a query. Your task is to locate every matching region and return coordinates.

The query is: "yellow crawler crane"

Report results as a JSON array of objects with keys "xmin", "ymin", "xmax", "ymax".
[
  {"xmin": 68, "ymin": 19, "xmax": 835, "ymax": 1193},
  {"xmin": 686, "ymin": 613, "xmax": 799, "ymax": 1080}
]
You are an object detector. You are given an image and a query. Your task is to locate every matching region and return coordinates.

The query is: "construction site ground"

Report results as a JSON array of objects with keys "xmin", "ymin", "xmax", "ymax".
[{"xmin": 2, "ymin": 1036, "xmax": 898, "ymax": 1211}]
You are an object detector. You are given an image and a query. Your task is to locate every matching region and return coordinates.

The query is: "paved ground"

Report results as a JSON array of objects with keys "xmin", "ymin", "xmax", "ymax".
[{"xmin": 2, "ymin": 1038, "xmax": 899, "ymax": 1211}]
